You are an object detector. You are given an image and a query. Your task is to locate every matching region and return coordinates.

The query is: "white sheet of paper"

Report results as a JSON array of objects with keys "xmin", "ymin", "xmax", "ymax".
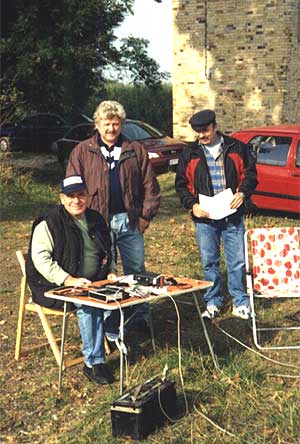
[{"xmin": 198, "ymin": 188, "xmax": 237, "ymax": 220}]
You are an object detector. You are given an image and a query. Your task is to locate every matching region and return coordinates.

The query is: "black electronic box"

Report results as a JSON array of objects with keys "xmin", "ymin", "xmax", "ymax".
[
  {"xmin": 111, "ymin": 377, "xmax": 177, "ymax": 440},
  {"xmin": 133, "ymin": 272, "xmax": 165, "ymax": 287}
]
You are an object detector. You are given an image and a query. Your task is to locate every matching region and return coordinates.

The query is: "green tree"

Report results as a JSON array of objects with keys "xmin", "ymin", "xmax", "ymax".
[
  {"xmin": 92, "ymin": 82, "xmax": 173, "ymax": 136},
  {"xmin": 1, "ymin": 0, "xmax": 134, "ymax": 115},
  {"xmin": 1, "ymin": 0, "xmax": 169, "ymax": 117},
  {"xmin": 119, "ymin": 36, "xmax": 170, "ymax": 87}
]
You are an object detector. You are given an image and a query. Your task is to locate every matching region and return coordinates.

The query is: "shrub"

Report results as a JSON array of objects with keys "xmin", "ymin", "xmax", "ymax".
[{"xmin": 89, "ymin": 82, "xmax": 173, "ymax": 136}]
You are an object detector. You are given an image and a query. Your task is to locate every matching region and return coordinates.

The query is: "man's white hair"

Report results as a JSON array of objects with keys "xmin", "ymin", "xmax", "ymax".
[{"xmin": 93, "ymin": 100, "xmax": 126, "ymax": 127}]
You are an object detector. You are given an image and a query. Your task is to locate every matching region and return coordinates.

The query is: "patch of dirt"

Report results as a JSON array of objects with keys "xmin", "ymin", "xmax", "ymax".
[
  {"xmin": 1, "ymin": 152, "xmax": 64, "ymax": 187},
  {"xmin": 2, "ymin": 152, "xmax": 61, "ymax": 174},
  {"xmin": 8, "ymin": 153, "xmax": 58, "ymax": 170}
]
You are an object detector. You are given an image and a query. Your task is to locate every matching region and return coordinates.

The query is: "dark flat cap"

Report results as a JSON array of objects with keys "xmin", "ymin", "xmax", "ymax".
[{"xmin": 189, "ymin": 109, "xmax": 216, "ymax": 131}]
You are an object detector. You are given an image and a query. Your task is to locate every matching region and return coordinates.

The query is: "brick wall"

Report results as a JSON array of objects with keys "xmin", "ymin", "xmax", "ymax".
[{"xmin": 172, "ymin": 0, "xmax": 300, "ymax": 140}]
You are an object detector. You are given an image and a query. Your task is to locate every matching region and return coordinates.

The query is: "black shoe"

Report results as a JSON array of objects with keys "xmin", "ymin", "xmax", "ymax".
[{"xmin": 83, "ymin": 363, "xmax": 114, "ymax": 385}]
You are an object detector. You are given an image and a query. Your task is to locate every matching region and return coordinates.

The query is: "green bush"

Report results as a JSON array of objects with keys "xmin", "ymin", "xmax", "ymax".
[
  {"xmin": 0, "ymin": 157, "xmax": 32, "ymax": 196},
  {"xmin": 89, "ymin": 82, "xmax": 173, "ymax": 136}
]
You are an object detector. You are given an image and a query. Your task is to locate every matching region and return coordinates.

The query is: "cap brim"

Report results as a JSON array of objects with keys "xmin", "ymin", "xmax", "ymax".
[{"xmin": 61, "ymin": 183, "xmax": 86, "ymax": 194}]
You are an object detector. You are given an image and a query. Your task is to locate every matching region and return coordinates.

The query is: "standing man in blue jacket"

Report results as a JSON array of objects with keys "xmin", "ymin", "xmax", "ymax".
[{"xmin": 175, "ymin": 110, "xmax": 257, "ymax": 320}]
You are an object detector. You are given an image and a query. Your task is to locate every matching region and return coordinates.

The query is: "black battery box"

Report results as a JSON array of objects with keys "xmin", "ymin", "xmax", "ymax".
[
  {"xmin": 111, "ymin": 377, "xmax": 177, "ymax": 440},
  {"xmin": 133, "ymin": 272, "xmax": 165, "ymax": 287}
]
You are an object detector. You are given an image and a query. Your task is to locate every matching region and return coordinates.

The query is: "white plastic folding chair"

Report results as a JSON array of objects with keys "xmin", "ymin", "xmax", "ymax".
[{"xmin": 244, "ymin": 226, "xmax": 300, "ymax": 350}]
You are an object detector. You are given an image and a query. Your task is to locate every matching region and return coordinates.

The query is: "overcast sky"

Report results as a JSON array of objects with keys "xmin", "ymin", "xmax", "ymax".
[{"xmin": 115, "ymin": 0, "xmax": 173, "ymax": 73}]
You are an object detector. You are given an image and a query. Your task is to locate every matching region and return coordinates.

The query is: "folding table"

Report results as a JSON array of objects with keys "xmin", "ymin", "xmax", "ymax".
[{"xmin": 45, "ymin": 276, "xmax": 218, "ymax": 393}]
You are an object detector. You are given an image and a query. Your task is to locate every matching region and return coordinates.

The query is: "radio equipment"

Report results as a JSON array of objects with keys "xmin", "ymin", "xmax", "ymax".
[
  {"xmin": 133, "ymin": 272, "xmax": 165, "ymax": 288},
  {"xmin": 88, "ymin": 286, "xmax": 127, "ymax": 302}
]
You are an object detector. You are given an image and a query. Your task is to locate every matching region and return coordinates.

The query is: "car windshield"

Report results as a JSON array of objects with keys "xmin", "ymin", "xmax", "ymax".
[
  {"xmin": 249, "ymin": 135, "xmax": 292, "ymax": 166},
  {"xmin": 122, "ymin": 121, "xmax": 163, "ymax": 141}
]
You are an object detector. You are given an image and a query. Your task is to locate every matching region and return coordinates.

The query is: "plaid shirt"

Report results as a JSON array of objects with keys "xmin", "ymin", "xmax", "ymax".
[{"xmin": 202, "ymin": 143, "xmax": 226, "ymax": 195}]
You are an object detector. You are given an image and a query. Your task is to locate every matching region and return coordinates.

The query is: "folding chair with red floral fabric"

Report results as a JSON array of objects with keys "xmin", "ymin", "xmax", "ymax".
[{"xmin": 244, "ymin": 226, "xmax": 300, "ymax": 350}]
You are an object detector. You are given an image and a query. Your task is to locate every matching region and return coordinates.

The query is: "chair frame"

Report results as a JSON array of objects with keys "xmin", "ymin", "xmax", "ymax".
[
  {"xmin": 15, "ymin": 250, "xmax": 84, "ymax": 370},
  {"xmin": 244, "ymin": 227, "xmax": 300, "ymax": 350}
]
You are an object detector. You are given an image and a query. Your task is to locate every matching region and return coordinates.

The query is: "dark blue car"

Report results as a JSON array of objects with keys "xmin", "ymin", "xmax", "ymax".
[{"xmin": 0, "ymin": 113, "xmax": 69, "ymax": 153}]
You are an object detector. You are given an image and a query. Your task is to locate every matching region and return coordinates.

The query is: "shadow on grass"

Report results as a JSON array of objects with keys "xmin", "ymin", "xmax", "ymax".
[
  {"xmin": 148, "ymin": 294, "xmax": 255, "ymax": 364},
  {"xmin": 1, "ymin": 154, "xmax": 63, "ymax": 221},
  {"xmin": 1, "ymin": 201, "xmax": 57, "ymax": 221}
]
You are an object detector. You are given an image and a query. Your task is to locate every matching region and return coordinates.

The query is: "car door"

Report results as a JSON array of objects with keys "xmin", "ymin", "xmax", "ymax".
[
  {"xmin": 15, "ymin": 115, "xmax": 40, "ymax": 150},
  {"xmin": 57, "ymin": 124, "xmax": 94, "ymax": 168},
  {"xmin": 290, "ymin": 137, "xmax": 300, "ymax": 213},
  {"xmin": 245, "ymin": 132, "xmax": 299, "ymax": 214},
  {"xmin": 38, "ymin": 114, "xmax": 68, "ymax": 152}
]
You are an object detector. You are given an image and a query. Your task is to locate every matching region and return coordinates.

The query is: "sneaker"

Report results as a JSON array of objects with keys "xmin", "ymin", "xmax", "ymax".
[
  {"xmin": 83, "ymin": 363, "xmax": 114, "ymax": 385},
  {"xmin": 232, "ymin": 305, "xmax": 250, "ymax": 320},
  {"xmin": 202, "ymin": 305, "xmax": 220, "ymax": 320}
]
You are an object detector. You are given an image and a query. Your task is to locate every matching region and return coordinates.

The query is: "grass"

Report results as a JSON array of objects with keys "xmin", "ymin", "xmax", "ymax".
[{"xmin": 0, "ymin": 153, "xmax": 299, "ymax": 444}]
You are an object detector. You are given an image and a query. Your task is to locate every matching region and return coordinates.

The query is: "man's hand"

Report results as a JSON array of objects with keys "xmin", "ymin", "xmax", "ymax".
[
  {"xmin": 138, "ymin": 217, "xmax": 150, "ymax": 234},
  {"xmin": 63, "ymin": 275, "xmax": 91, "ymax": 287},
  {"xmin": 230, "ymin": 192, "xmax": 245, "ymax": 209},
  {"xmin": 192, "ymin": 203, "xmax": 210, "ymax": 218},
  {"xmin": 107, "ymin": 273, "xmax": 118, "ymax": 281}
]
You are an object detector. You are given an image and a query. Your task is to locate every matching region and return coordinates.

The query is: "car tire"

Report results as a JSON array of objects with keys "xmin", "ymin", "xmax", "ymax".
[{"xmin": 0, "ymin": 137, "xmax": 11, "ymax": 152}]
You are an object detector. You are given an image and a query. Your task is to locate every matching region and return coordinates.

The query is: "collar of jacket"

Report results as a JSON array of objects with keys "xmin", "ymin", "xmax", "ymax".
[
  {"xmin": 96, "ymin": 131, "xmax": 123, "ymax": 150},
  {"xmin": 86, "ymin": 133, "xmax": 132, "ymax": 156}
]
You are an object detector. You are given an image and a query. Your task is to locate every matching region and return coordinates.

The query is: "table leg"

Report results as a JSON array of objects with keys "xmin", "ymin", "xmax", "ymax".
[
  {"xmin": 192, "ymin": 292, "xmax": 220, "ymax": 372},
  {"xmin": 58, "ymin": 301, "xmax": 68, "ymax": 392},
  {"xmin": 148, "ymin": 311, "xmax": 156, "ymax": 352},
  {"xmin": 119, "ymin": 307, "xmax": 125, "ymax": 395}
]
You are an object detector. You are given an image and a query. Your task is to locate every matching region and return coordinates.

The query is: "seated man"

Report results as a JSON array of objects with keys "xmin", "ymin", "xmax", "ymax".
[{"xmin": 25, "ymin": 175, "xmax": 115, "ymax": 385}]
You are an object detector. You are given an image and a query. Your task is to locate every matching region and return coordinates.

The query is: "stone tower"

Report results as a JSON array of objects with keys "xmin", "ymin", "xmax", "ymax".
[{"xmin": 172, "ymin": 0, "xmax": 300, "ymax": 140}]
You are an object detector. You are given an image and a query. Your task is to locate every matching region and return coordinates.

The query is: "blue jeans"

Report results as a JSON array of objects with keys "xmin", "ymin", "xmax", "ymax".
[
  {"xmin": 195, "ymin": 218, "xmax": 248, "ymax": 309},
  {"xmin": 109, "ymin": 212, "xmax": 149, "ymax": 322},
  {"xmin": 76, "ymin": 305, "xmax": 105, "ymax": 366}
]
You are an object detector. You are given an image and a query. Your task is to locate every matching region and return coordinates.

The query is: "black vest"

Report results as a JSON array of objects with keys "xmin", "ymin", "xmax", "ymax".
[{"xmin": 26, "ymin": 205, "xmax": 111, "ymax": 309}]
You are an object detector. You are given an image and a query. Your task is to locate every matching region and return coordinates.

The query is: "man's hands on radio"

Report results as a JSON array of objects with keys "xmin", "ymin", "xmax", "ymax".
[{"xmin": 64, "ymin": 275, "xmax": 91, "ymax": 287}]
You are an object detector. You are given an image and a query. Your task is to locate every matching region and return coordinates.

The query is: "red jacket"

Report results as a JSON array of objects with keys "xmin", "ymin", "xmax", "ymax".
[
  {"xmin": 175, "ymin": 133, "xmax": 258, "ymax": 221},
  {"xmin": 66, "ymin": 134, "xmax": 161, "ymax": 227}
]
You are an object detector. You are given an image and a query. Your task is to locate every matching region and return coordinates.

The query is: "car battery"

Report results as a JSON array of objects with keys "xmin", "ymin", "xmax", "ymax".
[{"xmin": 111, "ymin": 377, "xmax": 177, "ymax": 440}]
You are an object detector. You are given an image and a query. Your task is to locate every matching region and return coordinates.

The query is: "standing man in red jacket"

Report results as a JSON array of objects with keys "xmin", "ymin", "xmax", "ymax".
[
  {"xmin": 175, "ymin": 109, "xmax": 257, "ymax": 320},
  {"xmin": 66, "ymin": 101, "xmax": 161, "ymax": 332}
]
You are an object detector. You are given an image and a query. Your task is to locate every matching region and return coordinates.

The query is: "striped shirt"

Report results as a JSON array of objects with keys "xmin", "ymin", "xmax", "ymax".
[{"xmin": 202, "ymin": 138, "xmax": 226, "ymax": 195}]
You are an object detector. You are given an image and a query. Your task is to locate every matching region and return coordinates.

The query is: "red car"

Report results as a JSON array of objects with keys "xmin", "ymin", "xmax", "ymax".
[{"xmin": 231, "ymin": 125, "xmax": 300, "ymax": 216}]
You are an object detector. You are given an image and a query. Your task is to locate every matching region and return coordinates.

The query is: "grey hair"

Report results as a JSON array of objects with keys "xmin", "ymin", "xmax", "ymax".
[{"xmin": 93, "ymin": 100, "xmax": 126, "ymax": 127}]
